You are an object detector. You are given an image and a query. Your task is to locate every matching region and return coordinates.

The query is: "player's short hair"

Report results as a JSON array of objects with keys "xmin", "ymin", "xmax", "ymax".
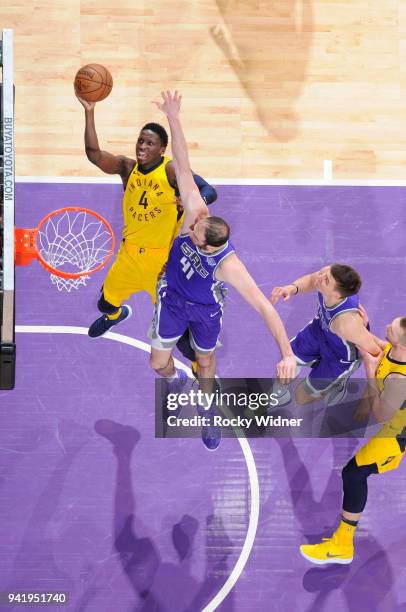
[
  {"xmin": 399, "ymin": 317, "xmax": 406, "ymax": 346},
  {"xmin": 141, "ymin": 123, "xmax": 168, "ymax": 148},
  {"xmin": 204, "ymin": 217, "xmax": 230, "ymax": 248},
  {"xmin": 330, "ymin": 264, "xmax": 362, "ymax": 297}
]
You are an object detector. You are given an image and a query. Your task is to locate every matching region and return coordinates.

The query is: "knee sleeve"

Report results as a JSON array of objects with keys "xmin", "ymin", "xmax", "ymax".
[
  {"xmin": 342, "ymin": 456, "xmax": 378, "ymax": 514},
  {"xmin": 98, "ymin": 292, "xmax": 120, "ymax": 315}
]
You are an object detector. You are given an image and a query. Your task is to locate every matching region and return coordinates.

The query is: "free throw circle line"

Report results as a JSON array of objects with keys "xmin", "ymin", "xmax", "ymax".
[{"xmin": 15, "ymin": 325, "xmax": 260, "ymax": 611}]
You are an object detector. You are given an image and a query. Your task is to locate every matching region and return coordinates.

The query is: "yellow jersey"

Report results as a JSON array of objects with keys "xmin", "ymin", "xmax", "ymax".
[
  {"xmin": 376, "ymin": 343, "xmax": 406, "ymax": 440},
  {"xmin": 122, "ymin": 156, "xmax": 181, "ymax": 248}
]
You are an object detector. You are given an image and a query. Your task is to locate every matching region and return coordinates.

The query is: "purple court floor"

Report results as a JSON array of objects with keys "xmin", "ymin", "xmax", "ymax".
[{"xmin": 1, "ymin": 182, "xmax": 405, "ymax": 611}]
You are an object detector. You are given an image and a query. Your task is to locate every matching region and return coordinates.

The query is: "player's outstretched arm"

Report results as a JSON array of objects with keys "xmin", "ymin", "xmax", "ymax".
[
  {"xmin": 154, "ymin": 91, "xmax": 208, "ymax": 229},
  {"xmin": 76, "ymin": 93, "xmax": 133, "ymax": 178},
  {"xmin": 271, "ymin": 269, "xmax": 319, "ymax": 304},
  {"xmin": 331, "ymin": 312, "xmax": 382, "ymax": 356},
  {"xmin": 217, "ymin": 254, "xmax": 296, "ymax": 382}
]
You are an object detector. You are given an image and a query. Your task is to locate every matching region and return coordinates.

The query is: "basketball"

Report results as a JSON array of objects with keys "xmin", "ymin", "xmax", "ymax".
[{"xmin": 74, "ymin": 64, "xmax": 113, "ymax": 103}]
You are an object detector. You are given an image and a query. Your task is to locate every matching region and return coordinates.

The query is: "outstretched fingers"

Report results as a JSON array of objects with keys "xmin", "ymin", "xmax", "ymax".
[{"xmin": 153, "ymin": 90, "xmax": 182, "ymax": 115}]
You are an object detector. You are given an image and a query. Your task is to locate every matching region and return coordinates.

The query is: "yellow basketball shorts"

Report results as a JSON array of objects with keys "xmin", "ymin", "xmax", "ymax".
[
  {"xmin": 102, "ymin": 241, "xmax": 170, "ymax": 307},
  {"xmin": 356, "ymin": 434, "xmax": 405, "ymax": 474}
]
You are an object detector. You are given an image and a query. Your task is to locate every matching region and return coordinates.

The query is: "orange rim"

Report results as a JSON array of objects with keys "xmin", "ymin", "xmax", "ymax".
[{"xmin": 16, "ymin": 207, "xmax": 115, "ymax": 279}]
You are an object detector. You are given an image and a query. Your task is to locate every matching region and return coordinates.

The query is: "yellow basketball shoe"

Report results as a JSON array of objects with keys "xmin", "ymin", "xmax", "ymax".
[{"xmin": 300, "ymin": 533, "xmax": 354, "ymax": 565}]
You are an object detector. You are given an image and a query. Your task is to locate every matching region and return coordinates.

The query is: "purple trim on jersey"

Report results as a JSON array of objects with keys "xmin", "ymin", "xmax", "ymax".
[{"xmin": 164, "ymin": 235, "xmax": 235, "ymax": 305}]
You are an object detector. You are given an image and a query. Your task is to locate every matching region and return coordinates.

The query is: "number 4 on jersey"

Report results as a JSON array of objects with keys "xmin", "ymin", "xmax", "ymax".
[
  {"xmin": 138, "ymin": 191, "xmax": 148, "ymax": 209},
  {"xmin": 181, "ymin": 256, "xmax": 194, "ymax": 280}
]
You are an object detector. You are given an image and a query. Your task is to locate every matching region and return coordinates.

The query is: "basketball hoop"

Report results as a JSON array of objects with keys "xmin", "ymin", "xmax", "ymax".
[{"xmin": 15, "ymin": 207, "xmax": 115, "ymax": 291}]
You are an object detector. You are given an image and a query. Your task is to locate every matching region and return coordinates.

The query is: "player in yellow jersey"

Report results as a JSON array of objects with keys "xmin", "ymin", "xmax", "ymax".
[
  {"xmin": 300, "ymin": 316, "xmax": 406, "ymax": 564},
  {"xmin": 76, "ymin": 95, "xmax": 217, "ymax": 366}
]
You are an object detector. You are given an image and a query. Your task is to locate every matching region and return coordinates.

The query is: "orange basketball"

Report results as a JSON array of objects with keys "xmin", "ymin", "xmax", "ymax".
[{"xmin": 74, "ymin": 64, "xmax": 113, "ymax": 103}]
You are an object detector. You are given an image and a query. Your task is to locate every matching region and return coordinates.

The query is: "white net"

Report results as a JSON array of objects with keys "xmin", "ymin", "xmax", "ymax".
[
  {"xmin": 49, "ymin": 273, "xmax": 89, "ymax": 292},
  {"xmin": 37, "ymin": 209, "xmax": 114, "ymax": 291}
]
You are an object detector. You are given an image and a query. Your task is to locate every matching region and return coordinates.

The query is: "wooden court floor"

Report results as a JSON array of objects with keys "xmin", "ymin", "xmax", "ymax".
[{"xmin": 1, "ymin": 0, "xmax": 406, "ymax": 179}]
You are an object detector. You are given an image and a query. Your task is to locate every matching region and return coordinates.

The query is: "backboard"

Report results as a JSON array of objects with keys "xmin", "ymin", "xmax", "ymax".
[{"xmin": 1, "ymin": 29, "xmax": 16, "ymax": 390}]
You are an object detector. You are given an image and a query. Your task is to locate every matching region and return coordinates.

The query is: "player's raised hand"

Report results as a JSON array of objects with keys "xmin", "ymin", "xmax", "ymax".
[
  {"xmin": 75, "ymin": 92, "xmax": 96, "ymax": 111},
  {"xmin": 276, "ymin": 355, "xmax": 297, "ymax": 385},
  {"xmin": 271, "ymin": 284, "xmax": 297, "ymax": 305},
  {"xmin": 153, "ymin": 90, "xmax": 182, "ymax": 119}
]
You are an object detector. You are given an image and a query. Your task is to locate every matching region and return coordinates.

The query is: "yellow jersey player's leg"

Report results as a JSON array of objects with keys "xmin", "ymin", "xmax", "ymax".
[
  {"xmin": 300, "ymin": 316, "xmax": 406, "ymax": 564},
  {"xmin": 75, "ymin": 93, "xmax": 217, "ymax": 353}
]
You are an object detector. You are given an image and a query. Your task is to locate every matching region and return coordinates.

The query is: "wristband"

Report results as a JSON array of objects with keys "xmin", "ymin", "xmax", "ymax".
[{"xmin": 290, "ymin": 283, "xmax": 299, "ymax": 295}]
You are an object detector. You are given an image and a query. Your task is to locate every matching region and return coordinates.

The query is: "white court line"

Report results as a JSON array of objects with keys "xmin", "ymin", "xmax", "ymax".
[
  {"xmin": 16, "ymin": 175, "xmax": 406, "ymax": 186},
  {"xmin": 323, "ymin": 159, "xmax": 333, "ymax": 181},
  {"xmin": 15, "ymin": 325, "xmax": 260, "ymax": 612}
]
